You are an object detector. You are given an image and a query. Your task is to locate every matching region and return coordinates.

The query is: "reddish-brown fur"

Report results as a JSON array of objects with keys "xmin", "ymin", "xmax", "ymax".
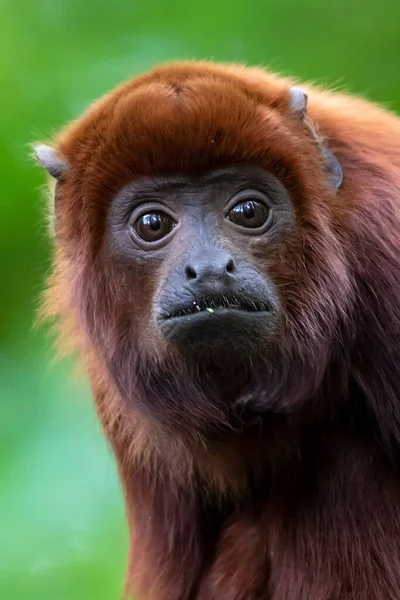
[{"xmin": 39, "ymin": 61, "xmax": 400, "ymax": 599}]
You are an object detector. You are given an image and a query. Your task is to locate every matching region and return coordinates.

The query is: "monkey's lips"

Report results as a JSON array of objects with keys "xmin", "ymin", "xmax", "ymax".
[
  {"xmin": 157, "ymin": 294, "xmax": 278, "ymax": 354},
  {"xmin": 164, "ymin": 294, "xmax": 271, "ymax": 319}
]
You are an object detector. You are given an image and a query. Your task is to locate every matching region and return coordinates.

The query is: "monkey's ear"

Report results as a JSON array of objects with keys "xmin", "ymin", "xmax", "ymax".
[
  {"xmin": 34, "ymin": 144, "xmax": 69, "ymax": 179},
  {"xmin": 288, "ymin": 88, "xmax": 343, "ymax": 190},
  {"xmin": 288, "ymin": 87, "xmax": 308, "ymax": 120}
]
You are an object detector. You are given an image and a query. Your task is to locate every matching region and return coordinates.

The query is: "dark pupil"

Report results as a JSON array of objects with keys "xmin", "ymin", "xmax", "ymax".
[
  {"xmin": 243, "ymin": 202, "xmax": 255, "ymax": 219},
  {"xmin": 147, "ymin": 214, "xmax": 161, "ymax": 231},
  {"xmin": 135, "ymin": 212, "xmax": 174, "ymax": 242},
  {"xmin": 228, "ymin": 200, "xmax": 269, "ymax": 228}
]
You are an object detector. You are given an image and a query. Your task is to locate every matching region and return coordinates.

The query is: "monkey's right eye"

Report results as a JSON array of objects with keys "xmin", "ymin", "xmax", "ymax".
[{"xmin": 132, "ymin": 211, "xmax": 176, "ymax": 243}]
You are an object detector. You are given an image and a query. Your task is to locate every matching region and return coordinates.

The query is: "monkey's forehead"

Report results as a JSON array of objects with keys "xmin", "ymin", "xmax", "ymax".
[{"xmin": 55, "ymin": 62, "xmax": 310, "ymax": 194}]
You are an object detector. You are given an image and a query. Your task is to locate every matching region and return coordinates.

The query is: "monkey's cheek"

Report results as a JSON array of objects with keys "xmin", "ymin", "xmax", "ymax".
[{"xmin": 158, "ymin": 309, "xmax": 279, "ymax": 357}]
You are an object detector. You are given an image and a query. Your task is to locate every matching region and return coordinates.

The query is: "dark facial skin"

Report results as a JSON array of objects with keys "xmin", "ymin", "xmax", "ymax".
[{"xmin": 109, "ymin": 165, "xmax": 295, "ymax": 359}]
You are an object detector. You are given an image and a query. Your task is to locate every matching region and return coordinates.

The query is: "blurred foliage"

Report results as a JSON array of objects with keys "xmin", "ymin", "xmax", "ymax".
[{"xmin": 1, "ymin": 0, "xmax": 399, "ymax": 598}]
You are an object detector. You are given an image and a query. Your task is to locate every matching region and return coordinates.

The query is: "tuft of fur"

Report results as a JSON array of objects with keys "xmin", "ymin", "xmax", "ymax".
[{"xmin": 38, "ymin": 61, "xmax": 400, "ymax": 599}]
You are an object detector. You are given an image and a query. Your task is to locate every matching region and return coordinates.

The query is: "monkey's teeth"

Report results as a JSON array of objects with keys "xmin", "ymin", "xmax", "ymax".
[{"xmin": 167, "ymin": 296, "xmax": 267, "ymax": 319}]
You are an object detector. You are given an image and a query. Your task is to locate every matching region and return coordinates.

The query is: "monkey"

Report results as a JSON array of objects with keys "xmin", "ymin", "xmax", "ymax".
[{"xmin": 34, "ymin": 61, "xmax": 400, "ymax": 599}]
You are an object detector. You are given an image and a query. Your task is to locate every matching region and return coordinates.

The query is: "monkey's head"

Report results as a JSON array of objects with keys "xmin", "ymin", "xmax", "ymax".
[{"xmin": 36, "ymin": 62, "xmax": 350, "ymax": 435}]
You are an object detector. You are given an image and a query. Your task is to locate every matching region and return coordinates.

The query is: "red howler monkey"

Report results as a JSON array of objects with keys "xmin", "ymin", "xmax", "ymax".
[{"xmin": 35, "ymin": 61, "xmax": 400, "ymax": 599}]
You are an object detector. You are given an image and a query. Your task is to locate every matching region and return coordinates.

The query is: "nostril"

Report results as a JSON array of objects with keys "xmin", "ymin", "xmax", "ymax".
[
  {"xmin": 226, "ymin": 258, "xmax": 236, "ymax": 274},
  {"xmin": 185, "ymin": 264, "xmax": 197, "ymax": 280}
]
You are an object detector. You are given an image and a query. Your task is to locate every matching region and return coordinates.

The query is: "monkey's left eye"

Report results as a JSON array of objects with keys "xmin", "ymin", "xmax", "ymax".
[
  {"xmin": 227, "ymin": 199, "xmax": 269, "ymax": 229},
  {"xmin": 133, "ymin": 212, "xmax": 176, "ymax": 243}
]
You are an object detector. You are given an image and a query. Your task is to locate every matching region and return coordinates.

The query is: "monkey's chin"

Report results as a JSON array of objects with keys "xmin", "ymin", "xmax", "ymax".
[{"xmin": 158, "ymin": 308, "xmax": 277, "ymax": 356}]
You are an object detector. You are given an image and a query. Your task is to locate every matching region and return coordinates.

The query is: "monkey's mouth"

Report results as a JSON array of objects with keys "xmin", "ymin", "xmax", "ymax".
[
  {"xmin": 161, "ymin": 294, "xmax": 271, "ymax": 320},
  {"xmin": 158, "ymin": 292, "xmax": 278, "ymax": 353}
]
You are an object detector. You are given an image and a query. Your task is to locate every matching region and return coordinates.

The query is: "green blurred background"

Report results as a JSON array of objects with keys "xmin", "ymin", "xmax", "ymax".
[{"xmin": 1, "ymin": 1, "xmax": 399, "ymax": 598}]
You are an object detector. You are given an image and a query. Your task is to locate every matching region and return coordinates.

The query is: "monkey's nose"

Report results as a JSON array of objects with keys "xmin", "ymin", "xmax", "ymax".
[{"xmin": 184, "ymin": 251, "xmax": 236, "ymax": 284}]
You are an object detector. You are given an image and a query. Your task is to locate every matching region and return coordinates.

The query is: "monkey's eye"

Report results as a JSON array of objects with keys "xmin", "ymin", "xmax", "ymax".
[
  {"xmin": 227, "ymin": 199, "xmax": 269, "ymax": 229},
  {"xmin": 133, "ymin": 212, "xmax": 176, "ymax": 243}
]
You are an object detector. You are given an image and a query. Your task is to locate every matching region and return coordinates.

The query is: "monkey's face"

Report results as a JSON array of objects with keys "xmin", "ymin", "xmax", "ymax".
[
  {"xmin": 36, "ymin": 62, "xmax": 352, "ymax": 429},
  {"xmin": 109, "ymin": 164, "xmax": 292, "ymax": 360}
]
